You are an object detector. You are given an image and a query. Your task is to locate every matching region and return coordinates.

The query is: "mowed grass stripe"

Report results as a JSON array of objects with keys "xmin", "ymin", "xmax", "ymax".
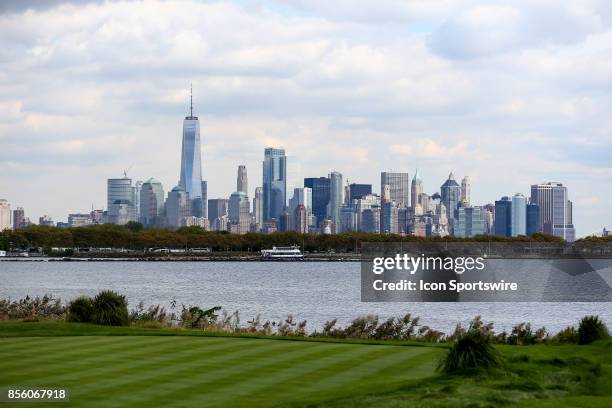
[
  {"xmin": 70, "ymin": 338, "xmax": 312, "ymax": 405},
  {"xmin": 104, "ymin": 342, "xmax": 354, "ymax": 408},
  {"xmin": 192, "ymin": 344, "xmax": 405, "ymax": 407},
  {"xmin": 221, "ymin": 346, "xmax": 441, "ymax": 407},
  {"xmin": 0, "ymin": 336, "xmax": 177, "ymax": 376},
  {"xmin": 0, "ymin": 336, "xmax": 118, "ymax": 358},
  {"xmin": 289, "ymin": 347, "xmax": 441, "ymax": 401},
  {"xmin": 4, "ymin": 337, "xmax": 250, "ymax": 389},
  {"xmin": 0, "ymin": 337, "xmax": 218, "ymax": 383}
]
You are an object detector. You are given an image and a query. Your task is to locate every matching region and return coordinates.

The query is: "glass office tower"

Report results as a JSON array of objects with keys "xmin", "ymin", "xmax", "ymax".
[
  {"xmin": 179, "ymin": 88, "xmax": 203, "ymax": 217},
  {"xmin": 262, "ymin": 147, "xmax": 287, "ymax": 221}
]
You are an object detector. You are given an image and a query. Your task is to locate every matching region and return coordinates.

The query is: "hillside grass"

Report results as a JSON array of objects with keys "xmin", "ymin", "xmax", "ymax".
[{"xmin": 1, "ymin": 321, "xmax": 610, "ymax": 407}]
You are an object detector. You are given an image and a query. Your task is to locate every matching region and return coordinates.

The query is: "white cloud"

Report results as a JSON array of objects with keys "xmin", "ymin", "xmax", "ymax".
[{"xmin": 0, "ymin": 0, "xmax": 610, "ymax": 236}]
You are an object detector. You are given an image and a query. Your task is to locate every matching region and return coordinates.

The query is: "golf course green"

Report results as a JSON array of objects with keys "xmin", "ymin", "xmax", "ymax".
[{"xmin": 1, "ymin": 322, "xmax": 611, "ymax": 407}]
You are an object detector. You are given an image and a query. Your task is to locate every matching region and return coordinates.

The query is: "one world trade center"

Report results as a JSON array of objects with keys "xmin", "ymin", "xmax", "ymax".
[{"xmin": 179, "ymin": 86, "xmax": 204, "ymax": 217}]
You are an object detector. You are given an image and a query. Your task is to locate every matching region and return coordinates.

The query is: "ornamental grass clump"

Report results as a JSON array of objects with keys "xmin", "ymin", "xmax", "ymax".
[
  {"xmin": 67, "ymin": 296, "xmax": 94, "ymax": 323},
  {"xmin": 438, "ymin": 328, "xmax": 502, "ymax": 374},
  {"xmin": 91, "ymin": 290, "xmax": 129, "ymax": 326},
  {"xmin": 578, "ymin": 315, "xmax": 609, "ymax": 345}
]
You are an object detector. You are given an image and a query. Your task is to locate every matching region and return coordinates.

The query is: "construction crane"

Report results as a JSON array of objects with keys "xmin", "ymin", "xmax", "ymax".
[{"xmin": 123, "ymin": 164, "xmax": 134, "ymax": 178}]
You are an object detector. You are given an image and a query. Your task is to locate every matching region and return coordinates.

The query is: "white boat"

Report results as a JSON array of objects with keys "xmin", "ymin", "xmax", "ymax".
[
  {"xmin": 0, "ymin": 250, "xmax": 6, "ymax": 257},
  {"xmin": 261, "ymin": 246, "xmax": 304, "ymax": 259}
]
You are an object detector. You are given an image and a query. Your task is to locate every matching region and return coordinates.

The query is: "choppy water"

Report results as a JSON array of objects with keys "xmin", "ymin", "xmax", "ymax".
[{"xmin": 1, "ymin": 261, "xmax": 610, "ymax": 334}]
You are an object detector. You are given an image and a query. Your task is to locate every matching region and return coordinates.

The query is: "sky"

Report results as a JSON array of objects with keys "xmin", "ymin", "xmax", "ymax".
[{"xmin": 0, "ymin": 0, "xmax": 611, "ymax": 236}]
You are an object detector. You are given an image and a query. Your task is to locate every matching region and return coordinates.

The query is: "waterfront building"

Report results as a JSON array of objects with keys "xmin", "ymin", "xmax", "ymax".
[
  {"xmin": 456, "ymin": 206, "xmax": 484, "ymax": 237},
  {"xmin": 179, "ymin": 87, "xmax": 204, "ymax": 217},
  {"xmin": 237, "ymin": 165, "xmax": 248, "ymax": 194},
  {"xmin": 328, "ymin": 171, "xmax": 343, "ymax": 232},
  {"xmin": 494, "ymin": 196, "xmax": 512, "ymax": 237},
  {"xmin": 461, "ymin": 176, "xmax": 470, "ymax": 207},
  {"xmin": 353, "ymin": 194, "xmax": 380, "ymax": 231},
  {"xmin": 349, "ymin": 183, "xmax": 372, "ymax": 203},
  {"xmin": 140, "ymin": 178, "xmax": 165, "ymax": 227},
  {"xmin": 0, "ymin": 199, "xmax": 10, "ymax": 231},
  {"xmin": 530, "ymin": 182, "xmax": 575, "ymax": 241},
  {"xmin": 526, "ymin": 202, "xmax": 540, "ymax": 236},
  {"xmin": 603, "ymin": 228, "xmax": 610, "ymax": 237},
  {"xmin": 12, "ymin": 207, "xmax": 24, "ymax": 230},
  {"xmin": 304, "ymin": 177, "xmax": 330, "ymax": 227},
  {"xmin": 107, "ymin": 176, "xmax": 135, "ymax": 223},
  {"xmin": 511, "ymin": 193, "xmax": 527, "ymax": 236},
  {"xmin": 381, "ymin": 172, "xmax": 410, "ymax": 208},
  {"xmin": 263, "ymin": 147, "xmax": 287, "ymax": 221},
  {"xmin": 166, "ymin": 186, "xmax": 191, "ymax": 228},
  {"xmin": 411, "ymin": 169, "xmax": 423, "ymax": 209},
  {"xmin": 228, "ymin": 191, "xmax": 251, "ymax": 234}
]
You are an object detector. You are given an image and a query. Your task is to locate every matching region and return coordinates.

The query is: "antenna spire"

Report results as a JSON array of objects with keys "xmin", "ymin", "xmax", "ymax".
[{"xmin": 190, "ymin": 83, "xmax": 193, "ymax": 117}]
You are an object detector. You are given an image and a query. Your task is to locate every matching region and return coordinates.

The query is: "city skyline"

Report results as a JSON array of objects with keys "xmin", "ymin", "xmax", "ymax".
[{"xmin": 1, "ymin": 1, "xmax": 611, "ymax": 236}]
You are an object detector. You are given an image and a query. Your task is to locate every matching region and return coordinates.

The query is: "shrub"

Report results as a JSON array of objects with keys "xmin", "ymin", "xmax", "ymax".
[
  {"xmin": 67, "ymin": 296, "xmax": 94, "ymax": 323},
  {"xmin": 553, "ymin": 326, "xmax": 579, "ymax": 344},
  {"xmin": 438, "ymin": 329, "xmax": 502, "ymax": 374},
  {"xmin": 578, "ymin": 316, "xmax": 609, "ymax": 345},
  {"xmin": 91, "ymin": 290, "xmax": 129, "ymax": 326}
]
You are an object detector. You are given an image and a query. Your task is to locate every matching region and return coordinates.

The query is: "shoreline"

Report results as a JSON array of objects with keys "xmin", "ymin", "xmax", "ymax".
[{"xmin": 0, "ymin": 256, "xmax": 362, "ymax": 262}]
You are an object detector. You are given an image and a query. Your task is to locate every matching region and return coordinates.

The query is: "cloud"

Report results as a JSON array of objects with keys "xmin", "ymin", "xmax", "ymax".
[{"xmin": 0, "ymin": 0, "xmax": 610, "ymax": 236}]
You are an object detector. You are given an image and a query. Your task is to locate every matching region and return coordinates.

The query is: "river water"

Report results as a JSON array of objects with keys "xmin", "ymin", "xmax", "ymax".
[{"xmin": 1, "ymin": 261, "xmax": 610, "ymax": 334}]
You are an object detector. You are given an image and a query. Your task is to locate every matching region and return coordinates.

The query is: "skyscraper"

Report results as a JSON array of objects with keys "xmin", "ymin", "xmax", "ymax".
[
  {"xmin": 381, "ymin": 172, "xmax": 410, "ymax": 207},
  {"xmin": 12, "ymin": 207, "xmax": 24, "ymax": 230},
  {"xmin": 0, "ymin": 199, "xmax": 11, "ymax": 231},
  {"xmin": 304, "ymin": 177, "xmax": 330, "ymax": 227},
  {"xmin": 461, "ymin": 176, "xmax": 470, "ymax": 207},
  {"xmin": 237, "ymin": 165, "xmax": 248, "ymax": 194},
  {"xmin": 201, "ymin": 181, "xmax": 208, "ymax": 221},
  {"xmin": 530, "ymin": 182, "xmax": 575, "ymax": 241},
  {"xmin": 262, "ymin": 147, "xmax": 287, "ymax": 221},
  {"xmin": 253, "ymin": 187, "xmax": 263, "ymax": 228},
  {"xmin": 456, "ymin": 206, "xmax": 484, "ymax": 237},
  {"xmin": 526, "ymin": 202, "xmax": 540, "ymax": 237},
  {"xmin": 228, "ymin": 191, "xmax": 251, "ymax": 234},
  {"xmin": 494, "ymin": 196, "xmax": 512, "ymax": 237},
  {"xmin": 139, "ymin": 178, "xmax": 165, "ymax": 227},
  {"xmin": 511, "ymin": 193, "xmax": 527, "ymax": 237},
  {"xmin": 411, "ymin": 169, "xmax": 423, "ymax": 209},
  {"xmin": 179, "ymin": 86, "xmax": 203, "ymax": 217},
  {"xmin": 329, "ymin": 171, "xmax": 343, "ymax": 232},
  {"xmin": 441, "ymin": 172, "xmax": 461, "ymax": 220},
  {"xmin": 107, "ymin": 176, "xmax": 136, "ymax": 224},
  {"xmin": 166, "ymin": 186, "xmax": 191, "ymax": 227}
]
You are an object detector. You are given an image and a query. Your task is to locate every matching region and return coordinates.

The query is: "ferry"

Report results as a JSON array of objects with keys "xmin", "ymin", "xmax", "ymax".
[{"xmin": 261, "ymin": 246, "xmax": 304, "ymax": 259}]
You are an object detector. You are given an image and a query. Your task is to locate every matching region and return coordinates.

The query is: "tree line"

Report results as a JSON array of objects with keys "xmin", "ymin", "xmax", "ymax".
[{"xmin": 0, "ymin": 223, "xmax": 575, "ymax": 253}]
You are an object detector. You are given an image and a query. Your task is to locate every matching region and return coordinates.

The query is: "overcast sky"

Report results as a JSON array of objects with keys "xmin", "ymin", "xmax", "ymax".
[{"xmin": 1, "ymin": 0, "xmax": 611, "ymax": 236}]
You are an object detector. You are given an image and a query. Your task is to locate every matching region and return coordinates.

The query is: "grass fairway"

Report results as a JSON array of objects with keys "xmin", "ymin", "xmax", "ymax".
[
  {"xmin": 0, "ymin": 323, "xmax": 442, "ymax": 408},
  {"xmin": 1, "ymin": 322, "xmax": 611, "ymax": 407}
]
